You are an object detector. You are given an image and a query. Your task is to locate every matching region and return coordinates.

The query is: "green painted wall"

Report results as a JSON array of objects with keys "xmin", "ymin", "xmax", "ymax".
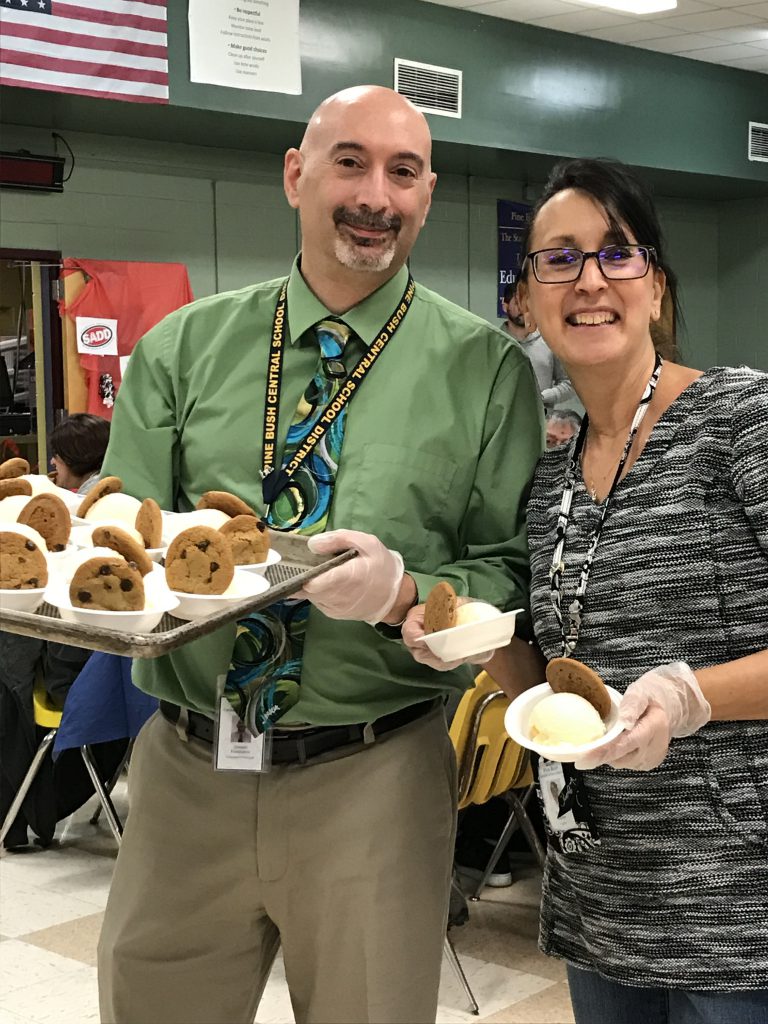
[
  {"xmin": 159, "ymin": 0, "xmax": 767, "ymax": 186},
  {"xmin": 2, "ymin": 126, "xmax": 753, "ymax": 371},
  {"xmin": 718, "ymin": 197, "xmax": 768, "ymax": 372}
]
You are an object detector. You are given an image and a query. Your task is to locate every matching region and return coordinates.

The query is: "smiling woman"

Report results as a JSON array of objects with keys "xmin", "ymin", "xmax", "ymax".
[{"xmin": 504, "ymin": 157, "xmax": 768, "ymax": 1023}]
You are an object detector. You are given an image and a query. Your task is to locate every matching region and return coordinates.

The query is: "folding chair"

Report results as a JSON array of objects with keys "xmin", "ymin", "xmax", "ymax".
[
  {"xmin": 451, "ymin": 671, "xmax": 545, "ymax": 900},
  {"xmin": 0, "ymin": 675, "xmax": 126, "ymax": 849}
]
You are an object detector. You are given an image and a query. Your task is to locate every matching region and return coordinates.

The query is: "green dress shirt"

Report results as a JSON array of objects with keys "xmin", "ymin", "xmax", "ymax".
[{"xmin": 102, "ymin": 258, "xmax": 544, "ymax": 725}]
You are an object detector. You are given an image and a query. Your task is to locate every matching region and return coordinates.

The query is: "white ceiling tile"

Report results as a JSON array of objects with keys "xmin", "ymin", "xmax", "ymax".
[
  {"xmin": 530, "ymin": 11, "xmax": 629, "ymax": 32},
  {"xmin": 660, "ymin": 9, "xmax": 762, "ymax": 30},
  {"xmin": 586, "ymin": 21, "xmax": 690, "ymax": 42},
  {"xmin": 721, "ymin": 52, "xmax": 768, "ymax": 68},
  {"xmin": 465, "ymin": 0, "xmax": 582, "ymax": 19},
  {"xmin": 725, "ymin": 2, "xmax": 768, "ymax": 16},
  {"xmin": 417, "ymin": 0, "xmax": 768, "ymax": 72},
  {"xmin": 704, "ymin": 25, "xmax": 768, "ymax": 42},
  {"xmin": 636, "ymin": 31, "xmax": 727, "ymax": 50},
  {"xmin": 682, "ymin": 41, "xmax": 768, "ymax": 59}
]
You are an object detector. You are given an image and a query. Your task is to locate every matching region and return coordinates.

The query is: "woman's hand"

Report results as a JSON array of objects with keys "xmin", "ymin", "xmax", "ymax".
[
  {"xmin": 575, "ymin": 662, "xmax": 711, "ymax": 771},
  {"xmin": 401, "ymin": 601, "xmax": 494, "ymax": 672}
]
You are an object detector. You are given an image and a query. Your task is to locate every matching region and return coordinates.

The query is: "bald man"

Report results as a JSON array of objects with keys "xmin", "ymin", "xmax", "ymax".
[{"xmin": 98, "ymin": 86, "xmax": 543, "ymax": 1023}]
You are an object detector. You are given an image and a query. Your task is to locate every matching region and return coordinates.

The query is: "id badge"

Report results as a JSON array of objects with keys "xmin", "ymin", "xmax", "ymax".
[
  {"xmin": 536, "ymin": 757, "xmax": 601, "ymax": 853},
  {"xmin": 214, "ymin": 676, "xmax": 272, "ymax": 773}
]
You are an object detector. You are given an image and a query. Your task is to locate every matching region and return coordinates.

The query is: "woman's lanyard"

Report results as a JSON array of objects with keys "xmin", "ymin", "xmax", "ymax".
[
  {"xmin": 260, "ymin": 275, "xmax": 416, "ymax": 506},
  {"xmin": 549, "ymin": 353, "xmax": 663, "ymax": 657}
]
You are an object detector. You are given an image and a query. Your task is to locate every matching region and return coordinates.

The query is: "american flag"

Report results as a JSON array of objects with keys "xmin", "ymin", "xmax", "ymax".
[{"xmin": 0, "ymin": 0, "xmax": 168, "ymax": 104}]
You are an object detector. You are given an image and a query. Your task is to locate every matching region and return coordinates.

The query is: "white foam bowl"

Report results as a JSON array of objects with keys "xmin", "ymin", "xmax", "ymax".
[
  {"xmin": 418, "ymin": 607, "xmax": 523, "ymax": 662},
  {"xmin": 169, "ymin": 568, "xmax": 271, "ymax": 621},
  {"xmin": 0, "ymin": 585, "xmax": 47, "ymax": 613},
  {"xmin": 237, "ymin": 548, "xmax": 281, "ymax": 576},
  {"xmin": 161, "ymin": 509, "xmax": 231, "ymax": 546},
  {"xmin": 45, "ymin": 572, "xmax": 179, "ymax": 633},
  {"xmin": 146, "ymin": 546, "xmax": 166, "ymax": 564},
  {"xmin": 504, "ymin": 682, "xmax": 625, "ymax": 763}
]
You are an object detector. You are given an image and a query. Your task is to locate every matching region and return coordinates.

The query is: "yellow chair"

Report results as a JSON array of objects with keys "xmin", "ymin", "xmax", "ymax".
[
  {"xmin": 443, "ymin": 673, "xmax": 547, "ymax": 1016},
  {"xmin": 0, "ymin": 675, "xmax": 125, "ymax": 849},
  {"xmin": 450, "ymin": 671, "xmax": 545, "ymax": 899}
]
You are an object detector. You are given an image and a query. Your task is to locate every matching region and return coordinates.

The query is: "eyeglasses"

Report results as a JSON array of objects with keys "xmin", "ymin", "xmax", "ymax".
[{"xmin": 526, "ymin": 244, "xmax": 657, "ymax": 284}]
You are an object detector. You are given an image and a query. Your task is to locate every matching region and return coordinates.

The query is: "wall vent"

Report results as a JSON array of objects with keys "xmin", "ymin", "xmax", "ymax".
[
  {"xmin": 748, "ymin": 121, "xmax": 768, "ymax": 163},
  {"xmin": 394, "ymin": 59, "xmax": 462, "ymax": 119}
]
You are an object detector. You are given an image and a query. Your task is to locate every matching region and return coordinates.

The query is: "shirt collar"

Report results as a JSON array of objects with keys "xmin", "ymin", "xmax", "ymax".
[{"xmin": 286, "ymin": 255, "xmax": 411, "ymax": 346}]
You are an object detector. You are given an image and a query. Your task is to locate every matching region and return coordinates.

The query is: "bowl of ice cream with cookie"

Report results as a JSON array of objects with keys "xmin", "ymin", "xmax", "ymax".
[
  {"xmin": 504, "ymin": 658, "xmax": 625, "ymax": 763},
  {"xmin": 0, "ymin": 523, "xmax": 51, "ymax": 612},
  {"xmin": 417, "ymin": 581, "xmax": 523, "ymax": 661},
  {"xmin": 44, "ymin": 540, "xmax": 179, "ymax": 633},
  {"xmin": 160, "ymin": 491, "xmax": 280, "ymax": 574},
  {"xmin": 163, "ymin": 520, "xmax": 271, "ymax": 621}
]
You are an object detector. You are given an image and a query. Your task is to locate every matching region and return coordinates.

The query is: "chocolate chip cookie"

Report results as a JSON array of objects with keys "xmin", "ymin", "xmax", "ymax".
[
  {"xmin": 17, "ymin": 493, "xmax": 71, "ymax": 552},
  {"xmin": 0, "ymin": 530, "xmax": 48, "ymax": 590},
  {"xmin": 219, "ymin": 515, "xmax": 269, "ymax": 565},
  {"xmin": 136, "ymin": 497, "xmax": 162, "ymax": 549},
  {"xmin": 69, "ymin": 556, "xmax": 145, "ymax": 611},
  {"xmin": 196, "ymin": 490, "xmax": 255, "ymax": 519},
  {"xmin": 424, "ymin": 581, "xmax": 458, "ymax": 634},
  {"xmin": 76, "ymin": 475, "xmax": 123, "ymax": 518},
  {"xmin": 164, "ymin": 526, "xmax": 235, "ymax": 595},
  {"xmin": 0, "ymin": 458, "xmax": 30, "ymax": 480},
  {"xmin": 545, "ymin": 657, "xmax": 611, "ymax": 719},
  {"xmin": 0, "ymin": 479, "xmax": 32, "ymax": 500},
  {"xmin": 91, "ymin": 524, "xmax": 153, "ymax": 576}
]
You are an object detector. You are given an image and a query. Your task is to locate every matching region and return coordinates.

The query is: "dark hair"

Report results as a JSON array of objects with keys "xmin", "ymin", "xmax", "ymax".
[
  {"xmin": 520, "ymin": 158, "xmax": 681, "ymax": 360},
  {"xmin": 503, "ymin": 282, "xmax": 517, "ymax": 304},
  {"xmin": 50, "ymin": 414, "xmax": 110, "ymax": 477}
]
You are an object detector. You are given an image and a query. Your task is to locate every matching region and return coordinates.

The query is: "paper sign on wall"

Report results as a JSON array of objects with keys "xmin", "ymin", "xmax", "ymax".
[
  {"xmin": 76, "ymin": 317, "xmax": 119, "ymax": 357},
  {"xmin": 188, "ymin": 0, "xmax": 301, "ymax": 96}
]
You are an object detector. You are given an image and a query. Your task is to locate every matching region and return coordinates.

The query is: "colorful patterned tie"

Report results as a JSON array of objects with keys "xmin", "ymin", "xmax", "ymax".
[{"xmin": 225, "ymin": 320, "xmax": 352, "ymax": 732}]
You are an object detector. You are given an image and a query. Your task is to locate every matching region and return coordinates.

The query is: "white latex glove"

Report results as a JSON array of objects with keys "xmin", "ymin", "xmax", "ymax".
[
  {"xmin": 401, "ymin": 601, "xmax": 494, "ymax": 672},
  {"xmin": 299, "ymin": 529, "xmax": 404, "ymax": 625},
  {"xmin": 574, "ymin": 662, "xmax": 711, "ymax": 772}
]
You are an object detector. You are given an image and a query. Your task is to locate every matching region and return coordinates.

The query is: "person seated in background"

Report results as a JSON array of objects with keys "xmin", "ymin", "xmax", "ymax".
[
  {"xmin": 501, "ymin": 282, "xmax": 576, "ymax": 410},
  {"xmin": 0, "ymin": 412, "xmax": 114, "ymax": 849},
  {"xmin": 545, "ymin": 408, "xmax": 582, "ymax": 449},
  {"xmin": 49, "ymin": 413, "xmax": 110, "ymax": 494}
]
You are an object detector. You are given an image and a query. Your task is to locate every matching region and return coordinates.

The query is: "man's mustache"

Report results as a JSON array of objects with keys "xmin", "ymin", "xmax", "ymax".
[{"xmin": 334, "ymin": 206, "xmax": 401, "ymax": 233}]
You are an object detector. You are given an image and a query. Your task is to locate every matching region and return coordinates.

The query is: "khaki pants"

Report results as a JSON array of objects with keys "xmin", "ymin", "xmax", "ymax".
[{"xmin": 98, "ymin": 704, "xmax": 457, "ymax": 1024}]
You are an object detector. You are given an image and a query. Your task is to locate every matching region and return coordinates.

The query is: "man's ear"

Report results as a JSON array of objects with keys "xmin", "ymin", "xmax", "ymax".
[
  {"xmin": 517, "ymin": 280, "xmax": 536, "ymax": 332},
  {"xmin": 284, "ymin": 148, "xmax": 303, "ymax": 209}
]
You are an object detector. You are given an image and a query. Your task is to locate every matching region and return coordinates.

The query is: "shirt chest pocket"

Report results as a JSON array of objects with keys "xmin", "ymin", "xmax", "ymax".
[{"xmin": 334, "ymin": 442, "xmax": 459, "ymax": 566}]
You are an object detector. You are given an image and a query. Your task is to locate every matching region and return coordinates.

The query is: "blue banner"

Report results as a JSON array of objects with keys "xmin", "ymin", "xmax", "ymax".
[{"xmin": 497, "ymin": 200, "xmax": 532, "ymax": 318}]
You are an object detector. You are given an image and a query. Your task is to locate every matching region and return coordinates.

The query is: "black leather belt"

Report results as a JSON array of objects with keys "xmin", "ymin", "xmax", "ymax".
[{"xmin": 159, "ymin": 697, "xmax": 440, "ymax": 766}]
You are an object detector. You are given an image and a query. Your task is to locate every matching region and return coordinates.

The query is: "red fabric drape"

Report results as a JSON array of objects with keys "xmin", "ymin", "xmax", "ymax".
[{"xmin": 59, "ymin": 258, "xmax": 194, "ymax": 418}]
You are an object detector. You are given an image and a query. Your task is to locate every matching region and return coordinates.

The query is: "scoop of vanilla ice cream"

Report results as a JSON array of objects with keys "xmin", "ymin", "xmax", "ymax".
[
  {"xmin": 0, "ymin": 495, "xmax": 32, "ymax": 523},
  {"xmin": 1, "ymin": 521, "xmax": 47, "ymax": 555},
  {"xmin": 72, "ymin": 522, "xmax": 144, "ymax": 548},
  {"xmin": 528, "ymin": 692, "xmax": 606, "ymax": 747},
  {"xmin": 84, "ymin": 492, "xmax": 142, "ymax": 527},
  {"xmin": 22, "ymin": 474, "xmax": 56, "ymax": 495},
  {"xmin": 162, "ymin": 509, "xmax": 230, "ymax": 545},
  {"xmin": 454, "ymin": 601, "xmax": 502, "ymax": 626},
  {"xmin": 48, "ymin": 546, "xmax": 116, "ymax": 583}
]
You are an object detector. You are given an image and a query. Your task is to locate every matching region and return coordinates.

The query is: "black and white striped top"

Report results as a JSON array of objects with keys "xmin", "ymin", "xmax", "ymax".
[{"xmin": 527, "ymin": 366, "xmax": 768, "ymax": 991}]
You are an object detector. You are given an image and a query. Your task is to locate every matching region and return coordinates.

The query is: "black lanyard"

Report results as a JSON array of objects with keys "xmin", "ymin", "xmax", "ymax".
[
  {"xmin": 549, "ymin": 354, "xmax": 663, "ymax": 656},
  {"xmin": 260, "ymin": 275, "xmax": 416, "ymax": 505}
]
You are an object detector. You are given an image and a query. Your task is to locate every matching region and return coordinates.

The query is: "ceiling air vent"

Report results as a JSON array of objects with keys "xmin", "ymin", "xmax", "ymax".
[
  {"xmin": 748, "ymin": 121, "xmax": 768, "ymax": 163},
  {"xmin": 394, "ymin": 58, "xmax": 462, "ymax": 119}
]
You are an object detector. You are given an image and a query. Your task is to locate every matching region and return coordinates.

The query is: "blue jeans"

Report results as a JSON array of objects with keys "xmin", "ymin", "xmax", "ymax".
[{"xmin": 567, "ymin": 965, "xmax": 768, "ymax": 1024}]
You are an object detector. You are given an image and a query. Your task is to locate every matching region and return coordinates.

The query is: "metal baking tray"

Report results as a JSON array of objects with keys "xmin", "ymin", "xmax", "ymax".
[{"xmin": 0, "ymin": 531, "xmax": 354, "ymax": 659}]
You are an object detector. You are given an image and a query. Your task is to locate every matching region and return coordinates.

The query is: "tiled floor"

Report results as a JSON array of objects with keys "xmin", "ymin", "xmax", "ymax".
[{"xmin": 0, "ymin": 782, "xmax": 574, "ymax": 1024}]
